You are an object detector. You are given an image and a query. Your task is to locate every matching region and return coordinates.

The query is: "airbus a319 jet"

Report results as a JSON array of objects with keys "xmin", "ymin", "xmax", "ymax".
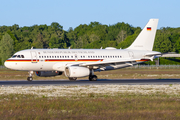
[{"xmin": 4, "ymin": 19, "xmax": 161, "ymax": 81}]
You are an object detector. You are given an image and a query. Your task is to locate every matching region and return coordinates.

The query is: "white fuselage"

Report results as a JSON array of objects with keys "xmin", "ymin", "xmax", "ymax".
[{"xmin": 4, "ymin": 48, "xmax": 159, "ymax": 72}]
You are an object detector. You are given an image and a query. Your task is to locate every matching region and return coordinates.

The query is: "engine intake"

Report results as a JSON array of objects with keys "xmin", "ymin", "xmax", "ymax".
[{"xmin": 65, "ymin": 66, "xmax": 90, "ymax": 78}]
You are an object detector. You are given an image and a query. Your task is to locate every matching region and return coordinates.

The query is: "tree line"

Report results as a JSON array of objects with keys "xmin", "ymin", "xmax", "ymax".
[{"xmin": 0, "ymin": 22, "xmax": 180, "ymax": 65}]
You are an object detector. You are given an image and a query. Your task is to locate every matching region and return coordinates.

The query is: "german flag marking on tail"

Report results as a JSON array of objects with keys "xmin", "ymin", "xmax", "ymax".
[{"xmin": 147, "ymin": 27, "xmax": 151, "ymax": 31}]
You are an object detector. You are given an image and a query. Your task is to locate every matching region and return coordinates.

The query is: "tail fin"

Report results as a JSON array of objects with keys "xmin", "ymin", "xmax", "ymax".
[{"xmin": 127, "ymin": 19, "xmax": 159, "ymax": 51}]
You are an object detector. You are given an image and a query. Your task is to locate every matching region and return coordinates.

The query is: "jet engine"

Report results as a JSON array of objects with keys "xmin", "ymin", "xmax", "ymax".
[
  {"xmin": 35, "ymin": 71, "xmax": 63, "ymax": 77},
  {"xmin": 65, "ymin": 66, "xmax": 90, "ymax": 78}
]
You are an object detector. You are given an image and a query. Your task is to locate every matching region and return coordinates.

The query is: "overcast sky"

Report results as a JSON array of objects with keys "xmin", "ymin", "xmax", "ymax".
[{"xmin": 0, "ymin": 0, "xmax": 179, "ymax": 30}]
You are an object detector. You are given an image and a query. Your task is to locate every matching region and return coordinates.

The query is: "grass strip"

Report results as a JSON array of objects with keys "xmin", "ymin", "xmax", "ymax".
[{"xmin": 0, "ymin": 94, "xmax": 180, "ymax": 119}]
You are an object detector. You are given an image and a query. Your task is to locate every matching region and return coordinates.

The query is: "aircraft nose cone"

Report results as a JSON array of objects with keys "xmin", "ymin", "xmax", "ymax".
[{"xmin": 4, "ymin": 60, "xmax": 10, "ymax": 69}]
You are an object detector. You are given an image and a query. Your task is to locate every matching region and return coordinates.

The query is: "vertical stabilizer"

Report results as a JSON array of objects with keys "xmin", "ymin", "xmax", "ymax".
[{"xmin": 127, "ymin": 19, "xmax": 159, "ymax": 51}]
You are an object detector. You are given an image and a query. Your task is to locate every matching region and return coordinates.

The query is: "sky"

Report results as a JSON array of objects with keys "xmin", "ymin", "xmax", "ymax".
[{"xmin": 0, "ymin": 0, "xmax": 179, "ymax": 31}]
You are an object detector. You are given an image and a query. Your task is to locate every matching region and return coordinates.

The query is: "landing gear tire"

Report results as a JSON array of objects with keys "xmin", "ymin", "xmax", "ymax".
[
  {"xmin": 27, "ymin": 71, "xmax": 33, "ymax": 81},
  {"xmin": 27, "ymin": 77, "xmax": 33, "ymax": 81},
  {"xmin": 69, "ymin": 77, "xmax": 77, "ymax": 81},
  {"xmin": 89, "ymin": 75, "xmax": 97, "ymax": 81}
]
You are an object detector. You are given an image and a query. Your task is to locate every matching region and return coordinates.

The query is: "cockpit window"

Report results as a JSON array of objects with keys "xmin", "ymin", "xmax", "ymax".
[
  {"xmin": 21, "ymin": 55, "xmax": 24, "ymax": 58},
  {"xmin": 12, "ymin": 55, "xmax": 25, "ymax": 58},
  {"xmin": 12, "ymin": 55, "xmax": 17, "ymax": 58}
]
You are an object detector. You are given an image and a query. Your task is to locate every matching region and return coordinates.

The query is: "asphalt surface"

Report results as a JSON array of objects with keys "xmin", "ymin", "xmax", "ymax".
[{"xmin": 0, "ymin": 79, "xmax": 180, "ymax": 86}]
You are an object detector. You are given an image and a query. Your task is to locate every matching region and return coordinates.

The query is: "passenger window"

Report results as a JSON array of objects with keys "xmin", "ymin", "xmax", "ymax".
[
  {"xmin": 42, "ymin": 56, "xmax": 43, "ymax": 58},
  {"xmin": 39, "ymin": 56, "xmax": 41, "ymax": 58},
  {"xmin": 52, "ymin": 56, "xmax": 54, "ymax": 58},
  {"xmin": 57, "ymin": 56, "xmax": 59, "ymax": 58},
  {"xmin": 50, "ymin": 56, "xmax": 51, "ymax": 58},
  {"xmin": 47, "ymin": 56, "xmax": 49, "ymax": 58},
  {"xmin": 44, "ymin": 56, "xmax": 46, "ymax": 58},
  {"xmin": 55, "ymin": 56, "xmax": 56, "ymax": 58},
  {"xmin": 71, "ymin": 56, "xmax": 73, "ymax": 58}
]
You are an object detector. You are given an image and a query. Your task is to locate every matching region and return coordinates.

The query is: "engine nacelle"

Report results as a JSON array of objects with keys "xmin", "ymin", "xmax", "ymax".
[
  {"xmin": 65, "ymin": 66, "xmax": 90, "ymax": 78},
  {"xmin": 36, "ymin": 71, "xmax": 63, "ymax": 77}
]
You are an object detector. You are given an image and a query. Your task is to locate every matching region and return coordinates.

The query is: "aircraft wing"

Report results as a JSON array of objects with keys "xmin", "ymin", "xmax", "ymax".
[{"xmin": 79, "ymin": 58, "xmax": 140, "ymax": 67}]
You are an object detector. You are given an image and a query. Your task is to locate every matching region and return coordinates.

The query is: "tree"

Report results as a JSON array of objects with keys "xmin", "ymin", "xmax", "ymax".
[
  {"xmin": 116, "ymin": 30, "xmax": 127, "ymax": 44},
  {"xmin": 49, "ymin": 34, "xmax": 66, "ymax": 48},
  {"xmin": 89, "ymin": 34, "xmax": 99, "ymax": 43},
  {"xmin": 0, "ymin": 33, "xmax": 14, "ymax": 65},
  {"xmin": 32, "ymin": 33, "xmax": 44, "ymax": 48},
  {"xmin": 75, "ymin": 34, "xmax": 89, "ymax": 48},
  {"xmin": 51, "ymin": 22, "xmax": 63, "ymax": 30}
]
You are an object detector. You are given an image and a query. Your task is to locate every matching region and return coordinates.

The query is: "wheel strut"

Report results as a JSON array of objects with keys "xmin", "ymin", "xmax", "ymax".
[
  {"xmin": 27, "ymin": 71, "xmax": 33, "ymax": 81},
  {"xmin": 89, "ymin": 69, "xmax": 97, "ymax": 81}
]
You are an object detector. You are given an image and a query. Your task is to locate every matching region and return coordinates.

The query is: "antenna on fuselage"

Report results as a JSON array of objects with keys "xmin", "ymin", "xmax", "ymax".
[
  {"xmin": 100, "ymin": 47, "xmax": 102, "ymax": 49},
  {"xmin": 31, "ymin": 47, "xmax": 33, "ymax": 49}
]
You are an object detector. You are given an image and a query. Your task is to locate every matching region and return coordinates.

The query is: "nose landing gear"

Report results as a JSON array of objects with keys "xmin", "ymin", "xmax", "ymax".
[{"xmin": 27, "ymin": 71, "xmax": 33, "ymax": 81}]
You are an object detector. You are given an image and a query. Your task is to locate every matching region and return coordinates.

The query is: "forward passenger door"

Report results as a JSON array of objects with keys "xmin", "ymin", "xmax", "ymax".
[{"xmin": 30, "ymin": 51, "xmax": 37, "ymax": 63}]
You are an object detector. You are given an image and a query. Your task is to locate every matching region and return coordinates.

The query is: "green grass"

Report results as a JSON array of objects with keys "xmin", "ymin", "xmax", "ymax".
[{"xmin": 0, "ymin": 94, "xmax": 180, "ymax": 119}]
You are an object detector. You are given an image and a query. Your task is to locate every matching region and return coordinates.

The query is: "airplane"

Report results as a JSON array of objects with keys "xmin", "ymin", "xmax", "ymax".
[{"xmin": 4, "ymin": 19, "xmax": 161, "ymax": 81}]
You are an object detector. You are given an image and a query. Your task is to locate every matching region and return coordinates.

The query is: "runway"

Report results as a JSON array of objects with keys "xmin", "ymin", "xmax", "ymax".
[{"xmin": 0, "ymin": 79, "xmax": 180, "ymax": 86}]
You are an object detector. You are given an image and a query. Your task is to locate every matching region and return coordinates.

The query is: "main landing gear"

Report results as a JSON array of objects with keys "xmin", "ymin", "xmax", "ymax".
[
  {"xmin": 89, "ymin": 75, "xmax": 97, "ymax": 81},
  {"xmin": 68, "ymin": 77, "xmax": 77, "ymax": 81},
  {"xmin": 89, "ymin": 69, "xmax": 97, "ymax": 81},
  {"xmin": 27, "ymin": 71, "xmax": 33, "ymax": 81}
]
